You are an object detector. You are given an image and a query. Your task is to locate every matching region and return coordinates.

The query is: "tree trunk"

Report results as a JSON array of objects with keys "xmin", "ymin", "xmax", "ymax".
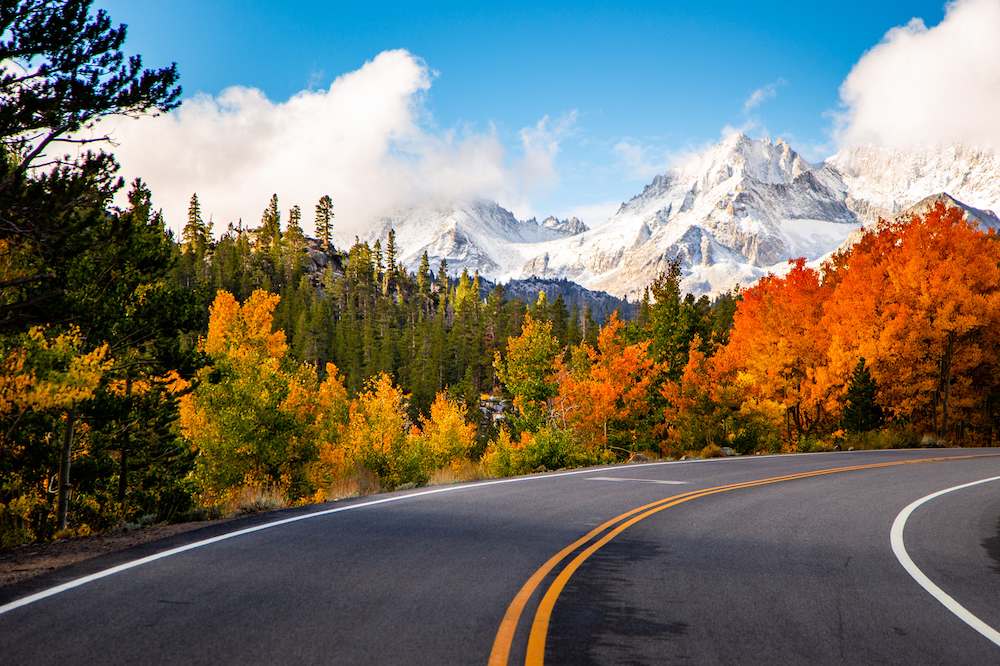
[
  {"xmin": 118, "ymin": 375, "xmax": 132, "ymax": 503},
  {"xmin": 940, "ymin": 335, "xmax": 956, "ymax": 440},
  {"xmin": 932, "ymin": 390, "xmax": 939, "ymax": 438},
  {"xmin": 57, "ymin": 405, "xmax": 77, "ymax": 531}
]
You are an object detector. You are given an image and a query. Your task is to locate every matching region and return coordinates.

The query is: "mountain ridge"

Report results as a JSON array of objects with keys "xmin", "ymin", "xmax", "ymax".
[{"xmin": 336, "ymin": 135, "xmax": 1000, "ymax": 299}]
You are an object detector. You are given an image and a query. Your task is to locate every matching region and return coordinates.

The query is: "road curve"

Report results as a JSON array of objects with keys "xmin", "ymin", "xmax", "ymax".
[{"xmin": 3, "ymin": 449, "xmax": 1000, "ymax": 665}]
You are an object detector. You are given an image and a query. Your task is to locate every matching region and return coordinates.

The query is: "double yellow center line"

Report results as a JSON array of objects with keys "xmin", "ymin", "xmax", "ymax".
[{"xmin": 488, "ymin": 454, "xmax": 997, "ymax": 666}]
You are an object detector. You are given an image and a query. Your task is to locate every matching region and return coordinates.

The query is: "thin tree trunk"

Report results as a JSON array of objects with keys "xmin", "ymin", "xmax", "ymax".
[
  {"xmin": 940, "ymin": 335, "xmax": 956, "ymax": 440},
  {"xmin": 57, "ymin": 405, "xmax": 77, "ymax": 531},
  {"xmin": 118, "ymin": 374, "xmax": 132, "ymax": 503},
  {"xmin": 932, "ymin": 390, "xmax": 939, "ymax": 438}
]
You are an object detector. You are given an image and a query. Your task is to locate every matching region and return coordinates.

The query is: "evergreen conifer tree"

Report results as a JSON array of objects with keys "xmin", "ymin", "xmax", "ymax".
[
  {"xmin": 181, "ymin": 193, "xmax": 206, "ymax": 254},
  {"xmin": 418, "ymin": 251, "xmax": 431, "ymax": 295},
  {"xmin": 314, "ymin": 195, "xmax": 334, "ymax": 250},
  {"xmin": 843, "ymin": 358, "xmax": 885, "ymax": 433},
  {"xmin": 437, "ymin": 258, "xmax": 449, "ymax": 294},
  {"xmin": 259, "ymin": 194, "xmax": 281, "ymax": 250}
]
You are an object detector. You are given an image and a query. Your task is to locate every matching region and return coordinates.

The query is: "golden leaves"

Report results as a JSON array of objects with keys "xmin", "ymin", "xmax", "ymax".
[{"xmin": 0, "ymin": 326, "xmax": 111, "ymax": 414}]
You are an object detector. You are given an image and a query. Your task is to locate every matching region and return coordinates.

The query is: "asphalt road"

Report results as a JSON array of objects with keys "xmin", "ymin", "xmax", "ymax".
[{"xmin": 3, "ymin": 448, "xmax": 1000, "ymax": 665}]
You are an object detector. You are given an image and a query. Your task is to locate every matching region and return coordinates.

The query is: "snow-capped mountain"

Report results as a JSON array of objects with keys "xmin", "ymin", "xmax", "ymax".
[
  {"xmin": 348, "ymin": 199, "xmax": 588, "ymax": 277},
  {"xmin": 514, "ymin": 134, "xmax": 864, "ymax": 298},
  {"xmin": 343, "ymin": 135, "xmax": 1000, "ymax": 299}
]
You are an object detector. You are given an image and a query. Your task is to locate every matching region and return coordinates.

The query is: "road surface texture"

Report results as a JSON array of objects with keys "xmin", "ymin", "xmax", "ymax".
[{"xmin": 3, "ymin": 448, "xmax": 1000, "ymax": 665}]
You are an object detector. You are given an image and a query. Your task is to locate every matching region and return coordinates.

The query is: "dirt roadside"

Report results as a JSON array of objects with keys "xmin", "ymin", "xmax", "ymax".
[{"xmin": 0, "ymin": 519, "xmax": 233, "ymax": 590}]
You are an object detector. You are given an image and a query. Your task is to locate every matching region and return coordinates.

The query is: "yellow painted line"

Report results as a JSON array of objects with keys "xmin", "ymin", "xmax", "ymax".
[
  {"xmin": 491, "ymin": 453, "xmax": 1000, "ymax": 666},
  {"xmin": 488, "ymin": 465, "xmax": 882, "ymax": 665},
  {"xmin": 486, "ymin": 487, "xmax": 705, "ymax": 666}
]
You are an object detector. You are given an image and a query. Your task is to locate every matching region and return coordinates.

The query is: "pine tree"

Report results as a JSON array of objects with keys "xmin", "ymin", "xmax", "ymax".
[
  {"xmin": 418, "ymin": 251, "xmax": 431, "ymax": 297},
  {"xmin": 437, "ymin": 258, "xmax": 449, "ymax": 294},
  {"xmin": 583, "ymin": 306, "xmax": 598, "ymax": 347},
  {"xmin": 314, "ymin": 195, "xmax": 334, "ymax": 250},
  {"xmin": 842, "ymin": 358, "xmax": 885, "ymax": 433},
  {"xmin": 182, "ymin": 193, "xmax": 206, "ymax": 254},
  {"xmin": 259, "ymin": 194, "xmax": 281, "ymax": 249},
  {"xmin": 283, "ymin": 204, "xmax": 306, "ymax": 281},
  {"xmin": 386, "ymin": 230, "xmax": 398, "ymax": 278},
  {"xmin": 551, "ymin": 294, "xmax": 568, "ymax": 345},
  {"xmin": 567, "ymin": 303, "xmax": 582, "ymax": 351},
  {"xmin": 373, "ymin": 239, "xmax": 384, "ymax": 282}
]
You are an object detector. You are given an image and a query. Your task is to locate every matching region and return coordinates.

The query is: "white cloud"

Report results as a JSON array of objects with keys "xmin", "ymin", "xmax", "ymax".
[
  {"xmin": 835, "ymin": 0, "xmax": 1000, "ymax": 149},
  {"xmin": 95, "ymin": 49, "xmax": 572, "ymax": 238},
  {"xmin": 743, "ymin": 79, "xmax": 786, "ymax": 115},
  {"xmin": 612, "ymin": 139, "xmax": 701, "ymax": 181},
  {"xmin": 719, "ymin": 78, "xmax": 786, "ymax": 142},
  {"xmin": 517, "ymin": 112, "xmax": 577, "ymax": 187}
]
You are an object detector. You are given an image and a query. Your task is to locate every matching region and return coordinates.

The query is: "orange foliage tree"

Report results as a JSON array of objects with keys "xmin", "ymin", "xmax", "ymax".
[
  {"xmin": 823, "ymin": 203, "xmax": 1000, "ymax": 437},
  {"xmin": 719, "ymin": 258, "xmax": 834, "ymax": 443},
  {"xmin": 559, "ymin": 312, "xmax": 661, "ymax": 451},
  {"xmin": 660, "ymin": 337, "xmax": 784, "ymax": 455}
]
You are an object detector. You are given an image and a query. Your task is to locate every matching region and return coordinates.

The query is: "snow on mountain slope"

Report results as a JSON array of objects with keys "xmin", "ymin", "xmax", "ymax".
[
  {"xmin": 338, "ymin": 136, "xmax": 1000, "ymax": 301},
  {"xmin": 345, "ymin": 199, "xmax": 587, "ymax": 277},
  {"xmin": 824, "ymin": 142, "xmax": 1000, "ymax": 224},
  {"xmin": 508, "ymin": 134, "xmax": 861, "ymax": 299}
]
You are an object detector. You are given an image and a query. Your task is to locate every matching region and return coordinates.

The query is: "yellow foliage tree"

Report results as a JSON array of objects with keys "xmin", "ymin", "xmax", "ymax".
[
  {"xmin": 307, "ymin": 364, "xmax": 352, "ymax": 499},
  {"xmin": 180, "ymin": 290, "xmax": 321, "ymax": 504},
  {"xmin": 343, "ymin": 373, "xmax": 426, "ymax": 489},
  {"xmin": 0, "ymin": 325, "xmax": 112, "ymax": 531},
  {"xmin": 419, "ymin": 392, "xmax": 476, "ymax": 469},
  {"xmin": 0, "ymin": 326, "xmax": 110, "ymax": 415},
  {"xmin": 494, "ymin": 314, "xmax": 564, "ymax": 430}
]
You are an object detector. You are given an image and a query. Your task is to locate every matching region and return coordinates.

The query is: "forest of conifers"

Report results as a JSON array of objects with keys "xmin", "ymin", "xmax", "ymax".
[{"xmin": 2, "ymin": 1, "xmax": 1000, "ymax": 547}]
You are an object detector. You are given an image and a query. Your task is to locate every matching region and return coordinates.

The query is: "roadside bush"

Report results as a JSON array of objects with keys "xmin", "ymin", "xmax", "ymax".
[
  {"xmin": 700, "ymin": 444, "xmax": 724, "ymax": 458},
  {"xmin": 482, "ymin": 427, "xmax": 613, "ymax": 477},
  {"xmin": 840, "ymin": 428, "xmax": 922, "ymax": 450}
]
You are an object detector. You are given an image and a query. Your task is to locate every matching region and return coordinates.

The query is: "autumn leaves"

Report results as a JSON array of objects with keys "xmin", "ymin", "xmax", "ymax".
[
  {"xmin": 720, "ymin": 202, "xmax": 1000, "ymax": 446},
  {"xmin": 487, "ymin": 202, "xmax": 1000, "ymax": 464},
  {"xmin": 180, "ymin": 290, "xmax": 477, "ymax": 503},
  {"xmin": 174, "ymin": 202, "xmax": 1000, "ymax": 504}
]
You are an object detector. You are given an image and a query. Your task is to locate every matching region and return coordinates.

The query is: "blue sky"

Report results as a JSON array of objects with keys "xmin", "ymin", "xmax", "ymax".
[{"xmin": 92, "ymin": 0, "xmax": 984, "ymax": 236}]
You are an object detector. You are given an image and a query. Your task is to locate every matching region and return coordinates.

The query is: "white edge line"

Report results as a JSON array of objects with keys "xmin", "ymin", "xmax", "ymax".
[
  {"xmin": 586, "ymin": 477, "xmax": 689, "ymax": 485},
  {"xmin": 890, "ymin": 475, "xmax": 1000, "ymax": 647},
  {"xmin": 0, "ymin": 460, "xmax": 693, "ymax": 616}
]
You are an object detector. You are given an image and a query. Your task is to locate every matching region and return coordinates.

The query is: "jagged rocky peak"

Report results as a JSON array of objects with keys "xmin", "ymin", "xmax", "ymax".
[
  {"xmin": 897, "ymin": 193, "xmax": 1000, "ymax": 229},
  {"xmin": 621, "ymin": 134, "xmax": 814, "ymax": 216},
  {"xmin": 540, "ymin": 215, "xmax": 588, "ymax": 235},
  {"xmin": 681, "ymin": 133, "xmax": 811, "ymax": 188}
]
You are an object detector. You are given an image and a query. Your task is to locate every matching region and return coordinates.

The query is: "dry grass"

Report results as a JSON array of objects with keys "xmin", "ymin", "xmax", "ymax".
[
  {"xmin": 699, "ymin": 444, "xmax": 724, "ymax": 458},
  {"xmin": 428, "ymin": 462, "xmax": 488, "ymax": 485},
  {"xmin": 228, "ymin": 487, "xmax": 288, "ymax": 515},
  {"xmin": 327, "ymin": 466, "xmax": 383, "ymax": 500}
]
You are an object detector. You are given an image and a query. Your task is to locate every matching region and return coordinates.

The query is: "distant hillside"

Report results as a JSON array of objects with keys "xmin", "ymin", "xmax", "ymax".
[{"xmin": 494, "ymin": 277, "xmax": 638, "ymax": 322}]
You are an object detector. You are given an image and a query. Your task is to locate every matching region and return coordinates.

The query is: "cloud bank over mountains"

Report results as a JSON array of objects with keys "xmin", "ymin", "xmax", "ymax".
[
  {"xmin": 835, "ymin": 0, "xmax": 1000, "ymax": 149},
  {"xmin": 99, "ymin": 49, "xmax": 569, "ymax": 237},
  {"xmin": 100, "ymin": 0, "xmax": 1000, "ymax": 239}
]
